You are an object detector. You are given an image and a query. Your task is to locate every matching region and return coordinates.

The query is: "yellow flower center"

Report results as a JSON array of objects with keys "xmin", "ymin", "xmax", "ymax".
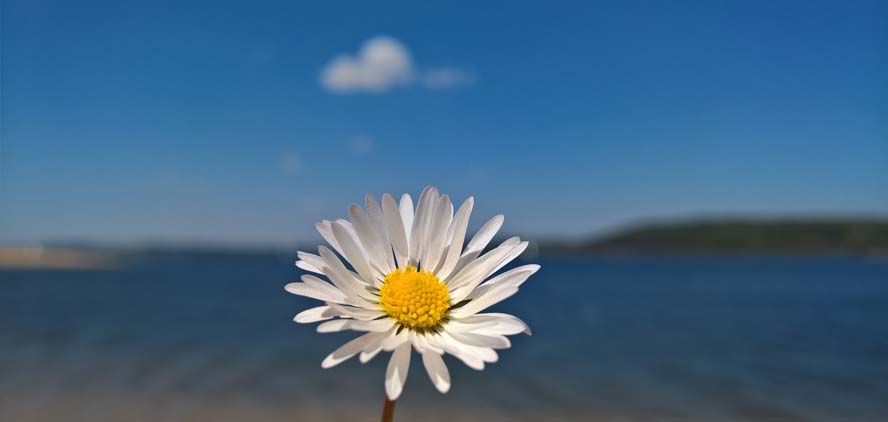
[{"xmin": 379, "ymin": 266, "xmax": 451, "ymax": 331}]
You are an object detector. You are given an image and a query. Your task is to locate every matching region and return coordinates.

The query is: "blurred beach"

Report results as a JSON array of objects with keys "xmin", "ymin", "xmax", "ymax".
[{"xmin": 2, "ymin": 250, "xmax": 887, "ymax": 421}]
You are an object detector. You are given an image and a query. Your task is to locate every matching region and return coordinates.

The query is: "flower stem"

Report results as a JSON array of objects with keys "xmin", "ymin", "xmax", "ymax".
[{"xmin": 381, "ymin": 397, "xmax": 396, "ymax": 422}]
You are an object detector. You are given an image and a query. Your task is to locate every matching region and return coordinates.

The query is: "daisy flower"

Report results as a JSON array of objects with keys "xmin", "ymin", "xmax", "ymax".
[{"xmin": 286, "ymin": 186, "xmax": 539, "ymax": 401}]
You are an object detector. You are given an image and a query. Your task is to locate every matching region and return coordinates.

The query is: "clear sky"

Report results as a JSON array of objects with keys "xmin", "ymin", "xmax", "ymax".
[{"xmin": 1, "ymin": 0, "xmax": 885, "ymax": 245}]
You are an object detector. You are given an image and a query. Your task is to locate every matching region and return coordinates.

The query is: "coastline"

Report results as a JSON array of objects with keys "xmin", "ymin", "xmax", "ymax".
[{"xmin": 0, "ymin": 247, "xmax": 118, "ymax": 270}]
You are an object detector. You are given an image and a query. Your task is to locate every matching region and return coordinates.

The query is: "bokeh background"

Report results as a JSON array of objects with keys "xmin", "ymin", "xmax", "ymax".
[{"xmin": 1, "ymin": 1, "xmax": 886, "ymax": 421}]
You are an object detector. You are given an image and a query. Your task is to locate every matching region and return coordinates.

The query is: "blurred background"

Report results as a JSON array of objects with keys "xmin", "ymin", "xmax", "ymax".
[{"xmin": 1, "ymin": 1, "xmax": 886, "ymax": 421}]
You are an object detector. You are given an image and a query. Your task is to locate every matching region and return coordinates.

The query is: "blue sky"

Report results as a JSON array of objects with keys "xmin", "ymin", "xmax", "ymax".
[{"xmin": 1, "ymin": 0, "xmax": 885, "ymax": 244}]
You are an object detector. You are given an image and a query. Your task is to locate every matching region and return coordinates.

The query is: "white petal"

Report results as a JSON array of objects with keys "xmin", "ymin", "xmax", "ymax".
[
  {"xmin": 284, "ymin": 281, "xmax": 347, "ymax": 304},
  {"xmin": 316, "ymin": 319, "xmax": 351, "ymax": 333},
  {"xmin": 442, "ymin": 334, "xmax": 498, "ymax": 363},
  {"xmin": 467, "ymin": 322, "xmax": 530, "ymax": 337},
  {"xmin": 295, "ymin": 260, "xmax": 322, "ymax": 274},
  {"xmin": 437, "ymin": 332, "xmax": 485, "ymax": 370},
  {"xmin": 447, "ymin": 237, "xmax": 521, "ymax": 290},
  {"xmin": 408, "ymin": 186, "xmax": 438, "ymax": 266},
  {"xmin": 317, "ymin": 246, "xmax": 378, "ymax": 304},
  {"xmin": 295, "ymin": 251, "xmax": 325, "ymax": 274},
  {"xmin": 381, "ymin": 327, "xmax": 410, "ymax": 351},
  {"xmin": 366, "ymin": 193, "xmax": 396, "ymax": 272},
  {"xmin": 327, "ymin": 303, "xmax": 385, "ymax": 320},
  {"xmin": 487, "ymin": 313, "xmax": 532, "ymax": 336},
  {"xmin": 450, "ymin": 287, "xmax": 519, "ymax": 319},
  {"xmin": 444, "ymin": 318, "xmax": 497, "ymax": 331},
  {"xmin": 446, "ymin": 328, "xmax": 511, "ymax": 349},
  {"xmin": 450, "ymin": 313, "xmax": 532, "ymax": 336},
  {"xmin": 487, "ymin": 241, "xmax": 529, "ymax": 279},
  {"xmin": 421, "ymin": 195, "xmax": 452, "ymax": 272},
  {"xmin": 421, "ymin": 351, "xmax": 451, "ymax": 393},
  {"xmin": 321, "ymin": 331, "xmax": 378, "ymax": 368},
  {"xmin": 360, "ymin": 325, "xmax": 396, "ymax": 363},
  {"xmin": 336, "ymin": 218, "xmax": 381, "ymax": 278},
  {"xmin": 335, "ymin": 219, "xmax": 362, "ymax": 246},
  {"xmin": 348, "ymin": 319, "xmax": 395, "ymax": 332},
  {"xmin": 315, "ymin": 220, "xmax": 345, "ymax": 257},
  {"xmin": 479, "ymin": 264, "xmax": 539, "ymax": 291},
  {"xmin": 294, "ymin": 306, "xmax": 333, "ymax": 323},
  {"xmin": 399, "ymin": 193, "xmax": 414, "ymax": 249},
  {"xmin": 407, "ymin": 331, "xmax": 424, "ymax": 353},
  {"xmin": 435, "ymin": 197, "xmax": 474, "ymax": 280},
  {"xmin": 459, "ymin": 264, "xmax": 539, "ymax": 303},
  {"xmin": 452, "ymin": 214, "xmax": 504, "ymax": 273},
  {"xmin": 461, "ymin": 283, "xmax": 520, "ymax": 313},
  {"xmin": 349, "ymin": 203, "xmax": 393, "ymax": 276},
  {"xmin": 382, "ymin": 193, "xmax": 409, "ymax": 268},
  {"xmin": 412, "ymin": 332, "xmax": 444, "ymax": 354},
  {"xmin": 317, "ymin": 318, "xmax": 394, "ymax": 333},
  {"xmin": 360, "ymin": 349, "xmax": 382, "ymax": 364},
  {"xmin": 385, "ymin": 342, "xmax": 412, "ymax": 400},
  {"xmin": 454, "ymin": 239, "xmax": 527, "ymax": 297},
  {"xmin": 301, "ymin": 275, "xmax": 349, "ymax": 301},
  {"xmin": 332, "ymin": 221, "xmax": 379, "ymax": 286},
  {"xmin": 472, "ymin": 345, "xmax": 498, "ymax": 363}
]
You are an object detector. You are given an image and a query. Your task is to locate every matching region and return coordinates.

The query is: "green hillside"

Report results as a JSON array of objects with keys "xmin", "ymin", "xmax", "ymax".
[{"xmin": 542, "ymin": 219, "xmax": 888, "ymax": 254}]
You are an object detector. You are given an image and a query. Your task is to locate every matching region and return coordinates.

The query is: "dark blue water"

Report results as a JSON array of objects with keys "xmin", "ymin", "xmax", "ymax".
[{"xmin": 2, "ymin": 252, "xmax": 887, "ymax": 421}]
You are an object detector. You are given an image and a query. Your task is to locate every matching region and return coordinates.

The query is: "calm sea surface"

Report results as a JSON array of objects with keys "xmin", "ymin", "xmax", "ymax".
[{"xmin": 2, "ymin": 252, "xmax": 887, "ymax": 421}]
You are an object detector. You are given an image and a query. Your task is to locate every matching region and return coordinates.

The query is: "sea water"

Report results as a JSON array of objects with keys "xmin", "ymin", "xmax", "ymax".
[{"xmin": 2, "ymin": 252, "xmax": 887, "ymax": 421}]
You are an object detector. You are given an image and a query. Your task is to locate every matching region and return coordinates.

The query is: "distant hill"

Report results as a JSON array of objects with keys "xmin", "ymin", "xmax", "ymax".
[{"xmin": 541, "ymin": 219, "xmax": 888, "ymax": 254}]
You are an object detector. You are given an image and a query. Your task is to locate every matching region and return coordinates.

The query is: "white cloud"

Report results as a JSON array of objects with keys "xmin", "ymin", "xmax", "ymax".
[
  {"xmin": 320, "ymin": 37, "xmax": 415, "ymax": 93},
  {"xmin": 320, "ymin": 36, "xmax": 472, "ymax": 94},
  {"xmin": 349, "ymin": 134, "xmax": 374, "ymax": 155},
  {"xmin": 423, "ymin": 68, "xmax": 473, "ymax": 89}
]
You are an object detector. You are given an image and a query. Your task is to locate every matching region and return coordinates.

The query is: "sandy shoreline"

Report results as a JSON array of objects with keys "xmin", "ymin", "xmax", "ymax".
[
  {"xmin": 0, "ymin": 388, "xmax": 607, "ymax": 422},
  {"xmin": 0, "ymin": 247, "xmax": 118, "ymax": 270}
]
